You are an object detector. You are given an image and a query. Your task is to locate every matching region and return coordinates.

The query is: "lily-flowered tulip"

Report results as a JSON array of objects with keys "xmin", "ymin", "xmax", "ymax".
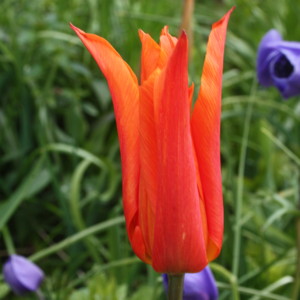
[
  {"xmin": 257, "ymin": 29, "xmax": 300, "ymax": 98},
  {"xmin": 3, "ymin": 255, "xmax": 44, "ymax": 295},
  {"xmin": 71, "ymin": 8, "xmax": 233, "ymax": 273},
  {"xmin": 162, "ymin": 266, "xmax": 218, "ymax": 300}
]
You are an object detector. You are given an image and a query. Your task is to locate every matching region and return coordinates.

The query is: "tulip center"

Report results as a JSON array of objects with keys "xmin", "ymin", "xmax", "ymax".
[{"xmin": 273, "ymin": 54, "xmax": 294, "ymax": 78}]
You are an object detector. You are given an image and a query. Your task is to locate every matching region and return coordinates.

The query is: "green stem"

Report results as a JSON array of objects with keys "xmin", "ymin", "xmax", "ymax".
[
  {"xmin": 292, "ymin": 219, "xmax": 300, "ymax": 300},
  {"xmin": 232, "ymin": 81, "xmax": 256, "ymax": 277},
  {"xmin": 2, "ymin": 226, "xmax": 15, "ymax": 254},
  {"xmin": 168, "ymin": 274, "xmax": 184, "ymax": 300},
  {"xmin": 292, "ymin": 170, "xmax": 300, "ymax": 300}
]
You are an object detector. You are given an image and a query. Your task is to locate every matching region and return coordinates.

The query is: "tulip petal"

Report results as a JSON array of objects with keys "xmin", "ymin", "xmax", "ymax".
[
  {"xmin": 191, "ymin": 8, "xmax": 233, "ymax": 262},
  {"xmin": 139, "ymin": 30, "xmax": 164, "ymax": 82},
  {"xmin": 159, "ymin": 26, "xmax": 178, "ymax": 58},
  {"xmin": 139, "ymin": 69, "xmax": 161, "ymax": 259},
  {"xmin": 152, "ymin": 32, "xmax": 207, "ymax": 273},
  {"xmin": 70, "ymin": 24, "xmax": 147, "ymax": 261}
]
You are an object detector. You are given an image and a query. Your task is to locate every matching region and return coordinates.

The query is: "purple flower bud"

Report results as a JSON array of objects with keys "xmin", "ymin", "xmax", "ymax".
[
  {"xmin": 257, "ymin": 29, "xmax": 300, "ymax": 99},
  {"xmin": 2, "ymin": 255, "xmax": 44, "ymax": 295},
  {"xmin": 162, "ymin": 266, "xmax": 218, "ymax": 300}
]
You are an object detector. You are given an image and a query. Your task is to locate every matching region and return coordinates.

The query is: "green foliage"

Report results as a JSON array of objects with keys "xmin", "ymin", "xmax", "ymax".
[
  {"xmin": 68, "ymin": 273, "xmax": 162, "ymax": 300},
  {"xmin": 1, "ymin": 0, "xmax": 300, "ymax": 299},
  {"xmin": 68, "ymin": 274, "xmax": 128, "ymax": 300}
]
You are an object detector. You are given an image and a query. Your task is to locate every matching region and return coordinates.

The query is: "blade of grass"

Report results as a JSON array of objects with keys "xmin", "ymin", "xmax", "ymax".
[
  {"xmin": 29, "ymin": 216, "xmax": 124, "ymax": 262},
  {"xmin": 249, "ymin": 276, "xmax": 293, "ymax": 300},
  {"xmin": 210, "ymin": 263, "xmax": 240, "ymax": 300},
  {"xmin": 261, "ymin": 127, "xmax": 300, "ymax": 167},
  {"xmin": 217, "ymin": 282, "xmax": 290, "ymax": 300},
  {"xmin": 68, "ymin": 257, "xmax": 140, "ymax": 289},
  {"xmin": 232, "ymin": 80, "xmax": 257, "ymax": 277},
  {"xmin": 69, "ymin": 159, "xmax": 101, "ymax": 262},
  {"xmin": 0, "ymin": 157, "xmax": 50, "ymax": 231},
  {"xmin": 39, "ymin": 143, "xmax": 106, "ymax": 168}
]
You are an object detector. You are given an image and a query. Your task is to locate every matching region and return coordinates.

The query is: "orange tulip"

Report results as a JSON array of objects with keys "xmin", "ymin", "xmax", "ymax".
[{"xmin": 71, "ymin": 8, "xmax": 233, "ymax": 273}]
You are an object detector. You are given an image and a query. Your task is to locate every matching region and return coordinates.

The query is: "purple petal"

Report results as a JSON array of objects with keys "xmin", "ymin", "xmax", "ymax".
[
  {"xmin": 257, "ymin": 29, "xmax": 300, "ymax": 98},
  {"xmin": 2, "ymin": 255, "xmax": 44, "ymax": 295},
  {"xmin": 163, "ymin": 266, "xmax": 218, "ymax": 300},
  {"xmin": 269, "ymin": 48, "xmax": 300, "ymax": 98},
  {"xmin": 257, "ymin": 29, "xmax": 283, "ymax": 86}
]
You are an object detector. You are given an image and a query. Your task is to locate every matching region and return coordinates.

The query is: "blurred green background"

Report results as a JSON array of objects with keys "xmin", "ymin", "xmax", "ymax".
[{"xmin": 1, "ymin": 0, "xmax": 300, "ymax": 299}]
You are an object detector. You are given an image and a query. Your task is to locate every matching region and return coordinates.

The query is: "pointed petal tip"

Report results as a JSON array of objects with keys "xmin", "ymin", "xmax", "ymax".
[
  {"xmin": 161, "ymin": 25, "xmax": 169, "ymax": 35},
  {"xmin": 69, "ymin": 23, "xmax": 85, "ymax": 36},
  {"xmin": 138, "ymin": 29, "xmax": 147, "ymax": 40},
  {"xmin": 180, "ymin": 29, "xmax": 187, "ymax": 38},
  {"xmin": 177, "ymin": 30, "xmax": 188, "ymax": 46},
  {"xmin": 69, "ymin": 23, "xmax": 77, "ymax": 31},
  {"xmin": 177, "ymin": 31, "xmax": 188, "ymax": 51},
  {"xmin": 225, "ymin": 6, "xmax": 236, "ymax": 16},
  {"xmin": 227, "ymin": 6, "xmax": 236, "ymax": 16},
  {"xmin": 212, "ymin": 6, "xmax": 235, "ymax": 29}
]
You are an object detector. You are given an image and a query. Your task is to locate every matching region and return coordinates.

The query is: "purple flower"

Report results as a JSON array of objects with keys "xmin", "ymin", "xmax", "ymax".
[
  {"xmin": 2, "ymin": 255, "xmax": 44, "ymax": 295},
  {"xmin": 257, "ymin": 29, "xmax": 300, "ymax": 98},
  {"xmin": 162, "ymin": 266, "xmax": 218, "ymax": 300}
]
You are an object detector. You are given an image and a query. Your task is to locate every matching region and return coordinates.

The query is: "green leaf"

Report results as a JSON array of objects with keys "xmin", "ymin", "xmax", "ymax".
[
  {"xmin": 0, "ymin": 158, "xmax": 50, "ymax": 231},
  {"xmin": 0, "ymin": 283, "xmax": 10, "ymax": 299}
]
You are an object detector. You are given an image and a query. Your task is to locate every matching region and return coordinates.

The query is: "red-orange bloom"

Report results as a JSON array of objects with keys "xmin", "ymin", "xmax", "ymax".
[{"xmin": 71, "ymin": 8, "xmax": 233, "ymax": 273}]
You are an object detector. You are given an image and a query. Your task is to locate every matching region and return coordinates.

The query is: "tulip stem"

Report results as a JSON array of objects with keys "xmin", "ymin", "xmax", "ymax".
[{"xmin": 167, "ymin": 274, "xmax": 184, "ymax": 300}]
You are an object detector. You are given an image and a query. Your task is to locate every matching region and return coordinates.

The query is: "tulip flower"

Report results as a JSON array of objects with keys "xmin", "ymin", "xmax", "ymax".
[
  {"xmin": 162, "ymin": 266, "xmax": 218, "ymax": 300},
  {"xmin": 71, "ymin": 8, "xmax": 233, "ymax": 273},
  {"xmin": 257, "ymin": 29, "xmax": 300, "ymax": 98},
  {"xmin": 2, "ymin": 254, "xmax": 44, "ymax": 295}
]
